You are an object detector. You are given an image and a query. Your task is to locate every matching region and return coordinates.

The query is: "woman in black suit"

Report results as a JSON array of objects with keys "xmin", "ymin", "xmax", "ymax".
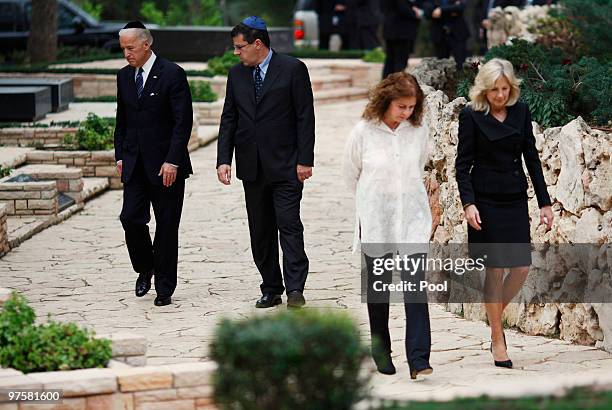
[{"xmin": 455, "ymin": 58, "xmax": 554, "ymax": 369}]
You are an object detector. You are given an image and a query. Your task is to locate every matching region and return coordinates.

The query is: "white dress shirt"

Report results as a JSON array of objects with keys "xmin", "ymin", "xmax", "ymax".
[
  {"xmin": 135, "ymin": 51, "xmax": 156, "ymax": 86},
  {"xmin": 343, "ymin": 119, "xmax": 432, "ymax": 255}
]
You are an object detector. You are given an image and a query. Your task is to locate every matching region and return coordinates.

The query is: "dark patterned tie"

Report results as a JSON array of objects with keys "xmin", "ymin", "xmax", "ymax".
[
  {"xmin": 254, "ymin": 65, "xmax": 263, "ymax": 103},
  {"xmin": 136, "ymin": 67, "xmax": 144, "ymax": 99}
]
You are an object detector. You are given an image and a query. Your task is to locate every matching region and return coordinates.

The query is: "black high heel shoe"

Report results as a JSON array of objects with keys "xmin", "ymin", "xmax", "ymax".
[{"xmin": 490, "ymin": 332, "xmax": 513, "ymax": 369}]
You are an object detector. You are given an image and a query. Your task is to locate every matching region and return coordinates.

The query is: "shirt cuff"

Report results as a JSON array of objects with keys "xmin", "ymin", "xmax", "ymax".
[{"xmin": 168, "ymin": 163, "xmax": 178, "ymax": 168}]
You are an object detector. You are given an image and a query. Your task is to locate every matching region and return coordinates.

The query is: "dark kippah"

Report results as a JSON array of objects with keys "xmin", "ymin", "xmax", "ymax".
[{"xmin": 123, "ymin": 20, "xmax": 147, "ymax": 30}]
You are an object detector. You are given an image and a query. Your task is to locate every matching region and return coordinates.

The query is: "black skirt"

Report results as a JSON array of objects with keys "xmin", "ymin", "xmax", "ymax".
[{"xmin": 468, "ymin": 191, "xmax": 531, "ymax": 268}]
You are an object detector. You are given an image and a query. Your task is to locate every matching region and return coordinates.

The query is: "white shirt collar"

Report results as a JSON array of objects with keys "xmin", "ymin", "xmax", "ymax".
[
  {"xmin": 373, "ymin": 119, "xmax": 411, "ymax": 134},
  {"xmin": 136, "ymin": 51, "xmax": 156, "ymax": 84}
]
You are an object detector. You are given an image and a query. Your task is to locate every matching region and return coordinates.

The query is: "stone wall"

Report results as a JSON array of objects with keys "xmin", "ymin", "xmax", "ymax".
[
  {"xmin": 0, "ymin": 204, "xmax": 8, "ymax": 257},
  {"xmin": 0, "ymin": 180, "xmax": 58, "ymax": 215},
  {"xmin": 0, "ymin": 127, "xmax": 77, "ymax": 147},
  {"xmin": 0, "ymin": 362, "xmax": 217, "ymax": 410},
  {"xmin": 16, "ymin": 164, "xmax": 84, "ymax": 204},
  {"xmin": 419, "ymin": 86, "xmax": 612, "ymax": 352}
]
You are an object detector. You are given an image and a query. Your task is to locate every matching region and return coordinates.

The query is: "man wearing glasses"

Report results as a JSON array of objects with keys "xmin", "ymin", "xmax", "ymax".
[{"xmin": 216, "ymin": 16, "xmax": 315, "ymax": 309}]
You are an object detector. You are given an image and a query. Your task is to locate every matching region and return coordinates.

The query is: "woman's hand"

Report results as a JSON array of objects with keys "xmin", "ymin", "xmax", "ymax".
[
  {"xmin": 540, "ymin": 205, "xmax": 553, "ymax": 231},
  {"xmin": 464, "ymin": 204, "xmax": 482, "ymax": 231}
]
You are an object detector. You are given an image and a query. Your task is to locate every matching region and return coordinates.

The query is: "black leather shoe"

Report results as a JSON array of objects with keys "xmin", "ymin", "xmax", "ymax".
[
  {"xmin": 135, "ymin": 270, "xmax": 154, "ymax": 297},
  {"xmin": 373, "ymin": 354, "xmax": 396, "ymax": 375},
  {"xmin": 490, "ymin": 333, "xmax": 513, "ymax": 369},
  {"xmin": 410, "ymin": 366, "xmax": 433, "ymax": 380},
  {"xmin": 255, "ymin": 293, "xmax": 282, "ymax": 308},
  {"xmin": 154, "ymin": 295, "xmax": 171, "ymax": 306},
  {"xmin": 287, "ymin": 290, "xmax": 306, "ymax": 309}
]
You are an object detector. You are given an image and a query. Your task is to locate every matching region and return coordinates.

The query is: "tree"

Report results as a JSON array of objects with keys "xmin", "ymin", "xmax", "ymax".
[{"xmin": 27, "ymin": 0, "xmax": 58, "ymax": 64}]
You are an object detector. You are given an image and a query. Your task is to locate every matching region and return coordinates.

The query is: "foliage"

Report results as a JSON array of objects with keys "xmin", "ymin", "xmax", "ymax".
[
  {"xmin": 189, "ymin": 81, "xmax": 218, "ymax": 102},
  {"xmin": 571, "ymin": 57, "xmax": 612, "ymax": 126},
  {"xmin": 0, "ymin": 166, "xmax": 12, "ymax": 178},
  {"xmin": 140, "ymin": 0, "xmax": 223, "ymax": 26},
  {"xmin": 74, "ymin": 96, "xmax": 118, "ymax": 103},
  {"xmin": 362, "ymin": 47, "xmax": 386, "ymax": 63},
  {"xmin": 0, "ymin": 293, "xmax": 112, "ymax": 373},
  {"xmin": 63, "ymin": 113, "xmax": 114, "ymax": 150},
  {"xmin": 554, "ymin": 0, "xmax": 612, "ymax": 60},
  {"xmin": 210, "ymin": 310, "xmax": 370, "ymax": 410},
  {"xmin": 207, "ymin": 50, "xmax": 240, "ymax": 76},
  {"xmin": 378, "ymin": 387, "xmax": 612, "ymax": 409},
  {"xmin": 75, "ymin": 0, "xmax": 103, "ymax": 20},
  {"xmin": 528, "ymin": 15, "xmax": 583, "ymax": 58}
]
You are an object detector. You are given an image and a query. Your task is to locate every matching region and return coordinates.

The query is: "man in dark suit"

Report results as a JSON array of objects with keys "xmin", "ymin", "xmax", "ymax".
[
  {"xmin": 316, "ymin": 0, "xmax": 350, "ymax": 50},
  {"xmin": 381, "ymin": 0, "xmax": 423, "ymax": 78},
  {"xmin": 216, "ymin": 17, "xmax": 315, "ymax": 309},
  {"xmin": 346, "ymin": 0, "xmax": 382, "ymax": 50},
  {"xmin": 114, "ymin": 21, "xmax": 193, "ymax": 307},
  {"xmin": 422, "ymin": 0, "xmax": 470, "ymax": 70}
]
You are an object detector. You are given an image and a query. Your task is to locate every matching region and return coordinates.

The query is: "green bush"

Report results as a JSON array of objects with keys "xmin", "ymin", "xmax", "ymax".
[
  {"xmin": 0, "ymin": 293, "xmax": 112, "ymax": 373},
  {"xmin": 207, "ymin": 51, "xmax": 240, "ymax": 76},
  {"xmin": 63, "ymin": 113, "xmax": 114, "ymax": 150},
  {"xmin": 0, "ymin": 166, "xmax": 12, "ymax": 178},
  {"xmin": 363, "ymin": 47, "xmax": 386, "ymax": 63},
  {"xmin": 189, "ymin": 81, "xmax": 218, "ymax": 102},
  {"xmin": 210, "ymin": 310, "xmax": 370, "ymax": 410}
]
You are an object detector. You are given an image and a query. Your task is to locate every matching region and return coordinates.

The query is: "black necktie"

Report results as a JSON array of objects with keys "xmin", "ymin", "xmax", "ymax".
[
  {"xmin": 254, "ymin": 65, "xmax": 263, "ymax": 103},
  {"xmin": 136, "ymin": 67, "xmax": 144, "ymax": 99}
]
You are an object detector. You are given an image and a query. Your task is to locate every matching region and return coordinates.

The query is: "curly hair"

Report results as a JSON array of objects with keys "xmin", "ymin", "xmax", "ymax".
[{"xmin": 362, "ymin": 72, "xmax": 425, "ymax": 127}]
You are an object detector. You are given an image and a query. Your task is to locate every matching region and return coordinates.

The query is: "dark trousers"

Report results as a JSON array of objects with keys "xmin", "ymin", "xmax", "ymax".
[
  {"xmin": 353, "ymin": 25, "xmax": 380, "ymax": 50},
  {"xmin": 365, "ymin": 253, "xmax": 431, "ymax": 372},
  {"xmin": 319, "ymin": 32, "xmax": 352, "ymax": 50},
  {"xmin": 383, "ymin": 38, "xmax": 415, "ymax": 78},
  {"xmin": 242, "ymin": 160, "xmax": 309, "ymax": 295},
  {"xmin": 433, "ymin": 34, "xmax": 468, "ymax": 70},
  {"xmin": 120, "ymin": 156, "xmax": 185, "ymax": 297}
]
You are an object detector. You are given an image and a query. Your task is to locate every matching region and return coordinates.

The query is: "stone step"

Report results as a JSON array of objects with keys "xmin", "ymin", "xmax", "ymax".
[
  {"xmin": 314, "ymin": 87, "xmax": 369, "ymax": 105},
  {"xmin": 82, "ymin": 177, "xmax": 109, "ymax": 202},
  {"xmin": 0, "ymin": 147, "xmax": 33, "ymax": 169},
  {"xmin": 310, "ymin": 74, "xmax": 352, "ymax": 91},
  {"xmin": 197, "ymin": 125, "xmax": 218, "ymax": 147}
]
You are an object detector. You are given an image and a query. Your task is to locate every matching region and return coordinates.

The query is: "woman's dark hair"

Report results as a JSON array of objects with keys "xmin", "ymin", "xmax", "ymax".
[
  {"xmin": 363, "ymin": 72, "xmax": 425, "ymax": 127},
  {"xmin": 231, "ymin": 23, "xmax": 271, "ymax": 48}
]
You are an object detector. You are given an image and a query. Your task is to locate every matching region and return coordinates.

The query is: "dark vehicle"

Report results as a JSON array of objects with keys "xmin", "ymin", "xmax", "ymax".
[{"xmin": 0, "ymin": 0, "xmax": 125, "ymax": 55}]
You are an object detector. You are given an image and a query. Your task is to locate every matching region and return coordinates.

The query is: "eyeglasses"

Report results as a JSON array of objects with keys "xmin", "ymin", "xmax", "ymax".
[{"xmin": 233, "ymin": 42, "xmax": 252, "ymax": 51}]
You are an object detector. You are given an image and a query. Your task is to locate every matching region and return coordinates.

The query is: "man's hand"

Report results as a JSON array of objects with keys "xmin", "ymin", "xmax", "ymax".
[
  {"xmin": 158, "ymin": 162, "xmax": 177, "ymax": 187},
  {"xmin": 334, "ymin": 4, "xmax": 346, "ymax": 12},
  {"xmin": 297, "ymin": 165, "xmax": 313, "ymax": 183},
  {"xmin": 217, "ymin": 164, "xmax": 232, "ymax": 185},
  {"xmin": 481, "ymin": 19, "xmax": 492, "ymax": 29},
  {"xmin": 116, "ymin": 160, "xmax": 122, "ymax": 176},
  {"xmin": 464, "ymin": 204, "xmax": 482, "ymax": 231},
  {"xmin": 432, "ymin": 7, "xmax": 442, "ymax": 18},
  {"xmin": 540, "ymin": 205, "xmax": 554, "ymax": 231}
]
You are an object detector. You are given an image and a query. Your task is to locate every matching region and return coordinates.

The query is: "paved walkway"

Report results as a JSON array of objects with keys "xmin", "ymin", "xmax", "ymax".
[{"xmin": 1, "ymin": 100, "xmax": 611, "ymax": 401}]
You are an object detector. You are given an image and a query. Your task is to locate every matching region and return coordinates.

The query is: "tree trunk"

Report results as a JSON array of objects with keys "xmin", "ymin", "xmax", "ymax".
[{"xmin": 27, "ymin": 0, "xmax": 58, "ymax": 64}]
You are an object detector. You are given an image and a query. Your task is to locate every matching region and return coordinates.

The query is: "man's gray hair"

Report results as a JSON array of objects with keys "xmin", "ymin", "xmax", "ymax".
[{"xmin": 119, "ymin": 28, "xmax": 154, "ymax": 45}]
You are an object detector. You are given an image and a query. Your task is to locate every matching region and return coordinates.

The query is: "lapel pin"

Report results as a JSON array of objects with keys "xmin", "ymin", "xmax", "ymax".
[
  {"xmin": 153, "ymin": 75, "xmax": 158, "ymax": 79},
  {"xmin": 150, "ymin": 92, "xmax": 155, "ymax": 96}
]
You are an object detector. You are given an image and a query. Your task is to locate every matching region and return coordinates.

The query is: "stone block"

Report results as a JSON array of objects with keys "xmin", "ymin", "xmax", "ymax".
[
  {"xmin": 40, "ymin": 190, "xmax": 57, "ymax": 199},
  {"xmin": 19, "ymin": 397, "xmax": 86, "ymax": 410},
  {"xmin": 28, "ymin": 369, "xmax": 117, "ymax": 397},
  {"xmin": 176, "ymin": 386, "xmax": 213, "ymax": 400},
  {"xmin": 15, "ymin": 209, "xmax": 34, "ymax": 215},
  {"xmin": 0, "ymin": 191, "xmax": 40, "ymax": 200},
  {"xmin": 26, "ymin": 151, "xmax": 54, "ymax": 161},
  {"xmin": 166, "ymin": 363, "xmax": 216, "ymax": 388},
  {"xmin": 98, "ymin": 333, "xmax": 147, "ymax": 357},
  {"xmin": 27, "ymin": 199, "xmax": 56, "ymax": 210},
  {"xmin": 90, "ymin": 151, "xmax": 114, "ymax": 162},
  {"xmin": 74, "ymin": 158, "xmax": 86, "ymax": 166},
  {"xmin": 0, "ymin": 368, "xmax": 21, "ymax": 379},
  {"xmin": 135, "ymin": 400, "xmax": 194, "ymax": 410},
  {"xmin": 85, "ymin": 394, "xmax": 124, "ymax": 410},
  {"xmin": 114, "ymin": 368, "xmax": 173, "ymax": 392},
  {"xmin": 122, "ymin": 394, "xmax": 134, "ymax": 410},
  {"xmin": 133, "ymin": 389, "xmax": 177, "ymax": 404},
  {"xmin": 56, "ymin": 180, "xmax": 69, "ymax": 192},
  {"xmin": 81, "ymin": 166, "xmax": 95, "ymax": 176},
  {"xmin": 125, "ymin": 357, "xmax": 147, "ymax": 367},
  {"xmin": 109, "ymin": 178, "xmax": 122, "ymax": 189},
  {"xmin": 0, "ymin": 403, "xmax": 18, "ymax": 410},
  {"xmin": 2, "ymin": 202, "xmax": 15, "ymax": 214},
  {"xmin": 95, "ymin": 166, "xmax": 118, "ymax": 177},
  {"xmin": 58, "ymin": 158, "xmax": 75, "ymax": 165},
  {"xmin": 0, "ymin": 375, "xmax": 42, "ymax": 390},
  {"xmin": 14, "ymin": 200, "xmax": 27, "ymax": 210}
]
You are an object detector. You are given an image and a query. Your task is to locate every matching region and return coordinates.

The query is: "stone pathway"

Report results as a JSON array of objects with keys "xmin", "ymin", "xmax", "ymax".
[{"xmin": 1, "ymin": 100, "xmax": 611, "ymax": 401}]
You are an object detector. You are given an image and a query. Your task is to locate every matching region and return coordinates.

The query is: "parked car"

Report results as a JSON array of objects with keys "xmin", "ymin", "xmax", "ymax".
[
  {"xmin": 293, "ymin": 0, "xmax": 318, "ymax": 47},
  {"xmin": 0, "ymin": 0, "xmax": 126, "ymax": 56}
]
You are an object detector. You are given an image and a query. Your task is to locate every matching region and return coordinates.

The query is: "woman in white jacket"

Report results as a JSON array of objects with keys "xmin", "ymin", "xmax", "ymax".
[{"xmin": 344, "ymin": 72, "xmax": 433, "ymax": 380}]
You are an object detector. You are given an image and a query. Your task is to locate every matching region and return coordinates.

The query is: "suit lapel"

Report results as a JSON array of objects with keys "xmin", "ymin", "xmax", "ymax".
[
  {"xmin": 124, "ymin": 66, "xmax": 138, "ymax": 106},
  {"xmin": 140, "ymin": 57, "xmax": 163, "ymax": 103},
  {"xmin": 238, "ymin": 64, "xmax": 256, "ymax": 116},
  {"xmin": 257, "ymin": 52, "xmax": 282, "ymax": 104}
]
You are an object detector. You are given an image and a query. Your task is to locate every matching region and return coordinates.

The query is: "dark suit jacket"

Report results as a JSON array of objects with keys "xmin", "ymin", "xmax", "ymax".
[
  {"xmin": 216, "ymin": 51, "xmax": 315, "ymax": 182},
  {"xmin": 455, "ymin": 102, "xmax": 551, "ymax": 208},
  {"xmin": 346, "ymin": 0, "xmax": 382, "ymax": 28},
  {"xmin": 381, "ymin": 0, "xmax": 422, "ymax": 40},
  {"xmin": 423, "ymin": 0, "xmax": 470, "ymax": 42},
  {"xmin": 316, "ymin": 0, "xmax": 347, "ymax": 34},
  {"xmin": 114, "ymin": 56, "xmax": 193, "ymax": 185}
]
